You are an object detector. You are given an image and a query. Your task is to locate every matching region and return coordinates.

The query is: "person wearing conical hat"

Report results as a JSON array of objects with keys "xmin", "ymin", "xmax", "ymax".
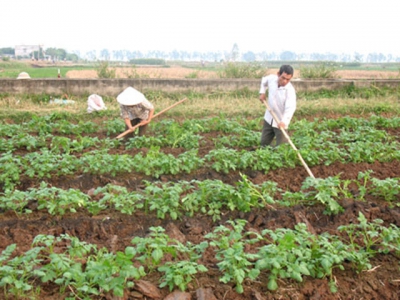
[
  {"xmin": 117, "ymin": 87, "xmax": 154, "ymax": 138},
  {"xmin": 17, "ymin": 72, "xmax": 31, "ymax": 79}
]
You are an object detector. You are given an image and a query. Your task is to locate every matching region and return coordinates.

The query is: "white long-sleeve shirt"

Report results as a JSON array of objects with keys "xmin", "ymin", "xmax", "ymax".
[{"xmin": 259, "ymin": 74, "xmax": 296, "ymax": 129}]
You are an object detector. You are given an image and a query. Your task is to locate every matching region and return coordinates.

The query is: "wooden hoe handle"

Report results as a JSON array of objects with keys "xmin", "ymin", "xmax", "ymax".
[
  {"xmin": 262, "ymin": 100, "xmax": 315, "ymax": 178},
  {"xmin": 116, "ymin": 98, "xmax": 187, "ymax": 139}
]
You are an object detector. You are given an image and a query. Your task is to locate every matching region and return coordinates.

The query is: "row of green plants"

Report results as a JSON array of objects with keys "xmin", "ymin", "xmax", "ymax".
[
  {"xmin": 0, "ymin": 118, "xmax": 400, "ymax": 154},
  {"xmin": 1, "ymin": 135, "xmax": 399, "ymax": 191},
  {"xmin": 0, "ymin": 138, "xmax": 396, "ymax": 193},
  {"xmin": 1, "ymin": 216, "xmax": 399, "ymax": 299},
  {"xmin": 1, "ymin": 114, "xmax": 399, "ymax": 139},
  {"xmin": 1, "ymin": 172, "xmax": 398, "ymax": 218},
  {"xmin": 0, "ymin": 116, "xmax": 398, "ymax": 160}
]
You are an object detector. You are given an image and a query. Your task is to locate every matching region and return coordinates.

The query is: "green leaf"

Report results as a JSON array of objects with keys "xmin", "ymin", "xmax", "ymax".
[
  {"xmin": 0, "ymin": 276, "xmax": 13, "ymax": 284},
  {"xmin": 321, "ymin": 258, "xmax": 332, "ymax": 272},
  {"xmin": 255, "ymin": 259, "xmax": 268, "ymax": 270},
  {"xmin": 299, "ymin": 264, "xmax": 310, "ymax": 276},
  {"xmin": 248, "ymin": 268, "xmax": 260, "ymax": 280},
  {"xmin": 113, "ymin": 286, "xmax": 124, "ymax": 297},
  {"xmin": 125, "ymin": 246, "xmax": 136, "ymax": 257},
  {"xmin": 198, "ymin": 265, "xmax": 208, "ymax": 272},
  {"xmin": 236, "ymin": 284, "xmax": 244, "ymax": 293},
  {"xmin": 267, "ymin": 278, "xmax": 278, "ymax": 291},
  {"xmin": 170, "ymin": 211, "xmax": 178, "ymax": 220},
  {"xmin": 174, "ymin": 275, "xmax": 183, "ymax": 286},
  {"xmin": 291, "ymin": 271, "xmax": 303, "ymax": 282},
  {"xmin": 152, "ymin": 248, "xmax": 163, "ymax": 264},
  {"xmin": 271, "ymin": 259, "xmax": 281, "ymax": 269},
  {"xmin": 329, "ymin": 280, "xmax": 338, "ymax": 293}
]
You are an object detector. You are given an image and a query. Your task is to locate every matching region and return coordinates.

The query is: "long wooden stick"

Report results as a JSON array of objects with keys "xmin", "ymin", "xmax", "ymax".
[
  {"xmin": 116, "ymin": 98, "xmax": 187, "ymax": 139},
  {"xmin": 262, "ymin": 100, "xmax": 315, "ymax": 178}
]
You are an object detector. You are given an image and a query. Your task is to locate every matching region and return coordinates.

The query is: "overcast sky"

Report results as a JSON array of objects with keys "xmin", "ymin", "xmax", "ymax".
[{"xmin": 1, "ymin": 0, "xmax": 399, "ymax": 56}]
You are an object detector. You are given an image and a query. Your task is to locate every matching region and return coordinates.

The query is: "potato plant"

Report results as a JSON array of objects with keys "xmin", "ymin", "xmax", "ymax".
[{"xmin": 0, "ymin": 112, "xmax": 399, "ymax": 299}]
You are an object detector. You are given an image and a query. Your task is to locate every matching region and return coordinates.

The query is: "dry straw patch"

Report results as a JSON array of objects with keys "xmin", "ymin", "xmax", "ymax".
[
  {"xmin": 66, "ymin": 67, "xmax": 399, "ymax": 80},
  {"xmin": 0, "ymin": 96, "xmax": 89, "ymax": 115},
  {"xmin": 0, "ymin": 95, "xmax": 264, "ymax": 118},
  {"xmin": 241, "ymin": 68, "xmax": 398, "ymax": 79},
  {"xmin": 268, "ymin": 68, "xmax": 398, "ymax": 79},
  {"xmin": 3, "ymin": 93, "xmax": 398, "ymax": 120},
  {"xmin": 335, "ymin": 70, "xmax": 399, "ymax": 79},
  {"xmin": 66, "ymin": 66, "xmax": 219, "ymax": 79}
]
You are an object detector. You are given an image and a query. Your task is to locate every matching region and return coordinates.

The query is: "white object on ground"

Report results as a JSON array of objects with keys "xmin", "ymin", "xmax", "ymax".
[{"xmin": 87, "ymin": 94, "xmax": 107, "ymax": 113}]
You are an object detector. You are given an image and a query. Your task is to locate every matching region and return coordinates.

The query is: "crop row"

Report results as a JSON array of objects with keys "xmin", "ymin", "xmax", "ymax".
[
  {"xmin": 1, "ymin": 120, "xmax": 397, "ymax": 153},
  {"xmin": 1, "ymin": 215, "xmax": 399, "ymax": 299},
  {"xmin": 1, "ymin": 172, "xmax": 398, "ymax": 218},
  {"xmin": 1, "ymin": 115, "xmax": 399, "ymax": 139},
  {"xmin": 1, "ymin": 135, "xmax": 399, "ymax": 191}
]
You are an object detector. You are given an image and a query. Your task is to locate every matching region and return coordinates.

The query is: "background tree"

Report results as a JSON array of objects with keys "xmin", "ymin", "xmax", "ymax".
[
  {"xmin": 230, "ymin": 43, "xmax": 240, "ymax": 62},
  {"xmin": 242, "ymin": 51, "xmax": 256, "ymax": 62},
  {"xmin": 280, "ymin": 51, "xmax": 296, "ymax": 61},
  {"xmin": 85, "ymin": 50, "xmax": 97, "ymax": 61},
  {"xmin": 100, "ymin": 49, "xmax": 110, "ymax": 60},
  {"xmin": 45, "ymin": 48, "xmax": 67, "ymax": 61},
  {"xmin": 353, "ymin": 52, "xmax": 363, "ymax": 62},
  {"xmin": 0, "ymin": 47, "xmax": 15, "ymax": 56},
  {"xmin": 66, "ymin": 53, "xmax": 79, "ymax": 62},
  {"xmin": 32, "ymin": 50, "xmax": 44, "ymax": 60},
  {"xmin": 170, "ymin": 49, "xmax": 180, "ymax": 60}
]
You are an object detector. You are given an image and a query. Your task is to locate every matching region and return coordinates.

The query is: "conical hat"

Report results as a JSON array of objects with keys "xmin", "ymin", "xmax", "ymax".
[
  {"xmin": 117, "ymin": 87, "xmax": 145, "ymax": 106},
  {"xmin": 17, "ymin": 72, "xmax": 31, "ymax": 79}
]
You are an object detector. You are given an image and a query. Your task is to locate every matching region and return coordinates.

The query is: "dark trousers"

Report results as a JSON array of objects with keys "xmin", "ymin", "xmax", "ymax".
[
  {"xmin": 261, "ymin": 119, "xmax": 288, "ymax": 147},
  {"xmin": 125, "ymin": 118, "xmax": 148, "ymax": 139}
]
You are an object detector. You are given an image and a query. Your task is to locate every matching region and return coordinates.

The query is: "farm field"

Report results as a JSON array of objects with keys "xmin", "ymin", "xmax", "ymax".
[
  {"xmin": 1, "ymin": 60, "xmax": 399, "ymax": 79},
  {"xmin": 0, "ymin": 90, "xmax": 400, "ymax": 299}
]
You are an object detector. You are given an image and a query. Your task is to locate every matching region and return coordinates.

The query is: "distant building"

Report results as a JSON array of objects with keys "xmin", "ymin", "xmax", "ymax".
[{"xmin": 15, "ymin": 45, "xmax": 41, "ymax": 58}]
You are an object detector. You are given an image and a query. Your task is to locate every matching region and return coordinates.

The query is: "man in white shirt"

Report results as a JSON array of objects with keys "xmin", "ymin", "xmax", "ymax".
[{"xmin": 259, "ymin": 65, "xmax": 296, "ymax": 147}]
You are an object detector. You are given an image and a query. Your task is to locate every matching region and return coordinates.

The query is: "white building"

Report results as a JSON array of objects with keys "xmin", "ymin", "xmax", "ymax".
[{"xmin": 15, "ymin": 45, "xmax": 41, "ymax": 58}]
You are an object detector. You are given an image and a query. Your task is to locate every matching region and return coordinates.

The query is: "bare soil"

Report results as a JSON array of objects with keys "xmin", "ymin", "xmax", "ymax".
[{"xmin": 0, "ymin": 116, "xmax": 399, "ymax": 300}]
